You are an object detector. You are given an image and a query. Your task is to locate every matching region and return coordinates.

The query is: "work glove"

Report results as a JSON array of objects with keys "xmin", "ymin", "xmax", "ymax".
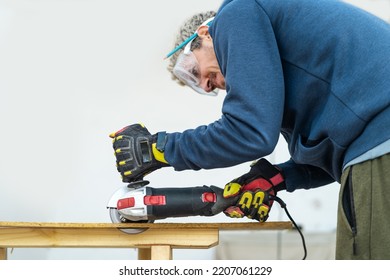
[
  {"xmin": 109, "ymin": 124, "xmax": 170, "ymax": 182},
  {"xmin": 223, "ymin": 158, "xmax": 286, "ymax": 222}
]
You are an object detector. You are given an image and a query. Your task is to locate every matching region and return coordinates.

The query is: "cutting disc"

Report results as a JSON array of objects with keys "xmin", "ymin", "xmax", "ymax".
[{"xmin": 108, "ymin": 207, "xmax": 154, "ymax": 234}]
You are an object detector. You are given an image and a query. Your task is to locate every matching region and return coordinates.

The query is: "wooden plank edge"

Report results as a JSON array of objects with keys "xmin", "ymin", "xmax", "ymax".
[{"xmin": 0, "ymin": 221, "xmax": 292, "ymax": 230}]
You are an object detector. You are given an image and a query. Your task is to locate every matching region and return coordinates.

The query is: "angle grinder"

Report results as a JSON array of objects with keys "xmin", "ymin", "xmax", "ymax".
[{"xmin": 107, "ymin": 180, "xmax": 238, "ymax": 234}]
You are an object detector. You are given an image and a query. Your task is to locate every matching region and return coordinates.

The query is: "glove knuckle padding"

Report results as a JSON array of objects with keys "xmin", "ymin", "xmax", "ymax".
[
  {"xmin": 223, "ymin": 158, "xmax": 285, "ymax": 222},
  {"xmin": 257, "ymin": 204, "xmax": 270, "ymax": 222},
  {"xmin": 238, "ymin": 192, "xmax": 253, "ymax": 211},
  {"xmin": 223, "ymin": 182, "xmax": 242, "ymax": 198},
  {"xmin": 115, "ymin": 137, "xmax": 133, "ymax": 160},
  {"xmin": 134, "ymin": 136, "xmax": 152, "ymax": 164},
  {"xmin": 111, "ymin": 124, "xmax": 169, "ymax": 182},
  {"xmin": 252, "ymin": 191, "xmax": 265, "ymax": 208}
]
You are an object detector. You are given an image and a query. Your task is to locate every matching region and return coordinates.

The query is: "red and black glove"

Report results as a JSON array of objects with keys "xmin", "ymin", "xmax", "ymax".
[
  {"xmin": 109, "ymin": 124, "xmax": 170, "ymax": 182},
  {"xmin": 223, "ymin": 158, "xmax": 285, "ymax": 222}
]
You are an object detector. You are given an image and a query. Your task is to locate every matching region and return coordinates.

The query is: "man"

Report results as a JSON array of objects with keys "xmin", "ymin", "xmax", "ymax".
[{"xmin": 110, "ymin": 0, "xmax": 390, "ymax": 259}]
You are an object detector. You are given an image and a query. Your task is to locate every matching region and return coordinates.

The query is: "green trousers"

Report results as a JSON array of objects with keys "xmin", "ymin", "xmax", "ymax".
[{"xmin": 336, "ymin": 153, "xmax": 390, "ymax": 259}]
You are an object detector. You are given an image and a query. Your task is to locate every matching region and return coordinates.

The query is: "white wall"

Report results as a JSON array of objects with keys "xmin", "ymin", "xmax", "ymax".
[{"xmin": 0, "ymin": 0, "xmax": 388, "ymax": 260}]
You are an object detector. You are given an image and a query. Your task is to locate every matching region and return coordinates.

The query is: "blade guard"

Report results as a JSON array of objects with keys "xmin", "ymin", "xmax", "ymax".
[{"xmin": 107, "ymin": 185, "xmax": 149, "ymax": 222}]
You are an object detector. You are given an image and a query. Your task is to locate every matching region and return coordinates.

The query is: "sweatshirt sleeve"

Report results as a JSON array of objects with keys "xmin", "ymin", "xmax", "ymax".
[
  {"xmin": 277, "ymin": 159, "xmax": 336, "ymax": 192},
  {"xmin": 164, "ymin": 0, "xmax": 284, "ymax": 171}
]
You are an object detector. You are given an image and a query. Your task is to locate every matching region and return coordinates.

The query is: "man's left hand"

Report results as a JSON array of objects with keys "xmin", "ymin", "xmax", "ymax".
[{"xmin": 109, "ymin": 123, "xmax": 169, "ymax": 182}]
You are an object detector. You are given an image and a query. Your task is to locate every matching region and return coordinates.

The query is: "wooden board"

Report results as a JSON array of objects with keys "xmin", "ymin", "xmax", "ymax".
[
  {"xmin": 0, "ymin": 227, "xmax": 219, "ymax": 248},
  {"xmin": 0, "ymin": 221, "xmax": 292, "ymax": 230},
  {"xmin": 0, "ymin": 221, "xmax": 292, "ymax": 260}
]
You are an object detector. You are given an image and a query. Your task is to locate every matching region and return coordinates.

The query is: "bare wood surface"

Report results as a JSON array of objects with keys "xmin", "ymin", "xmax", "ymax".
[
  {"xmin": 138, "ymin": 248, "xmax": 152, "ymax": 260},
  {"xmin": 151, "ymin": 245, "xmax": 172, "ymax": 260},
  {"xmin": 0, "ymin": 248, "xmax": 6, "ymax": 260},
  {"xmin": 0, "ymin": 221, "xmax": 292, "ymax": 230},
  {"xmin": 0, "ymin": 227, "xmax": 219, "ymax": 249},
  {"xmin": 0, "ymin": 221, "xmax": 292, "ymax": 260}
]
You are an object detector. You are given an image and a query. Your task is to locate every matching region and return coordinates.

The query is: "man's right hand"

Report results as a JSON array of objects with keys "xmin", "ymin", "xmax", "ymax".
[{"xmin": 223, "ymin": 158, "xmax": 286, "ymax": 222}]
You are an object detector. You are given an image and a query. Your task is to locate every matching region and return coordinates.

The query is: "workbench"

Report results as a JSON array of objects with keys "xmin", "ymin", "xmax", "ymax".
[{"xmin": 0, "ymin": 221, "xmax": 292, "ymax": 260}]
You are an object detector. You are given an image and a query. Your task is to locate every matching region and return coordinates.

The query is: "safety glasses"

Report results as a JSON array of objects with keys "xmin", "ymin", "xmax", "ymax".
[{"xmin": 166, "ymin": 17, "xmax": 218, "ymax": 96}]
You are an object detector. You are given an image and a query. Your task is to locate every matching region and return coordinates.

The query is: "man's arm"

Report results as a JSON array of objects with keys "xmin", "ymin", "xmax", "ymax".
[{"xmin": 165, "ymin": 1, "xmax": 285, "ymax": 171}]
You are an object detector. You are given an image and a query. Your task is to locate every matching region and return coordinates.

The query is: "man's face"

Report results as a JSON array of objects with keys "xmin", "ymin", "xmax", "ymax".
[
  {"xmin": 170, "ymin": 23, "xmax": 225, "ymax": 95},
  {"xmin": 192, "ymin": 43, "xmax": 226, "ymax": 93},
  {"xmin": 192, "ymin": 26, "xmax": 226, "ymax": 93}
]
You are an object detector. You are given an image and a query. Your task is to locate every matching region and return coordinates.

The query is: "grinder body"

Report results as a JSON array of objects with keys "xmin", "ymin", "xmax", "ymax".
[{"xmin": 107, "ymin": 182, "xmax": 238, "ymax": 233}]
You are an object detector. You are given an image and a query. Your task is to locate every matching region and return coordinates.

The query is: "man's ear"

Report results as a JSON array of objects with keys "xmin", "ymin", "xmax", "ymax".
[{"xmin": 197, "ymin": 25, "xmax": 211, "ymax": 40}]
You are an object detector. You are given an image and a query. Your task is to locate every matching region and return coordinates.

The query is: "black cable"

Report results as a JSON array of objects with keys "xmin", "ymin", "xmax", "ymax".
[{"xmin": 270, "ymin": 195, "xmax": 307, "ymax": 260}]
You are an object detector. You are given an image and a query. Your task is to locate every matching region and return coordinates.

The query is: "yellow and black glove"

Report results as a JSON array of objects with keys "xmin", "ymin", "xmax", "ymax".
[
  {"xmin": 223, "ymin": 158, "xmax": 286, "ymax": 222},
  {"xmin": 109, "ymin": 124, "xmax": 169, "ymax": 182}
]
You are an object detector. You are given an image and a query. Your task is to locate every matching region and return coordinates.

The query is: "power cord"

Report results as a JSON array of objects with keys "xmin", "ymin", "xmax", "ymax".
[{"xmin": 270, "ymin": 195, "xmax": 307, "ymax": 260}]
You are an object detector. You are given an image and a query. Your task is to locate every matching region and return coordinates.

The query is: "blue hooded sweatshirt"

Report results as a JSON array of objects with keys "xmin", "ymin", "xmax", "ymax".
[{"xmin": 164, "ymin": 0, "xmax": 390, "ymax": 191}]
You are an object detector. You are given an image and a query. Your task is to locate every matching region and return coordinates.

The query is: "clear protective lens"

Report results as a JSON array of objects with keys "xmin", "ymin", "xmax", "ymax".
[
  {"xmin": 173, "ymin": 49, "xmax": 218, "ymax": 96},
  {"xmin": 169, "ymin": 17, "xmax": 218, "ymax": 96}
]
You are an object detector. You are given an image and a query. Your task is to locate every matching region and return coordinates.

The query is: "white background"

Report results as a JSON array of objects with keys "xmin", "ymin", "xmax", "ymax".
[{"xmin": 0, "ymin": 0, "xmax": 389, "ymax": 260}]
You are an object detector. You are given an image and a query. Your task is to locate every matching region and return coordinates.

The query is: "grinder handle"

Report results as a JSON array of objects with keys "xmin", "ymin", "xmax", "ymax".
[
  {"xmin": 209, "ymin": 185, "xmax": 239, "ymax": 215},
  {"xmin": 144, "ymin": 185, "xmax": 238, "ymax": 220}
]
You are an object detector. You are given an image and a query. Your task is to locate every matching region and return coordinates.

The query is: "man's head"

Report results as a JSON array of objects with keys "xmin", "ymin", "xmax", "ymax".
[{"xmin": 167, "ymin": 12, "xmax": 226, "ymax": 95}]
